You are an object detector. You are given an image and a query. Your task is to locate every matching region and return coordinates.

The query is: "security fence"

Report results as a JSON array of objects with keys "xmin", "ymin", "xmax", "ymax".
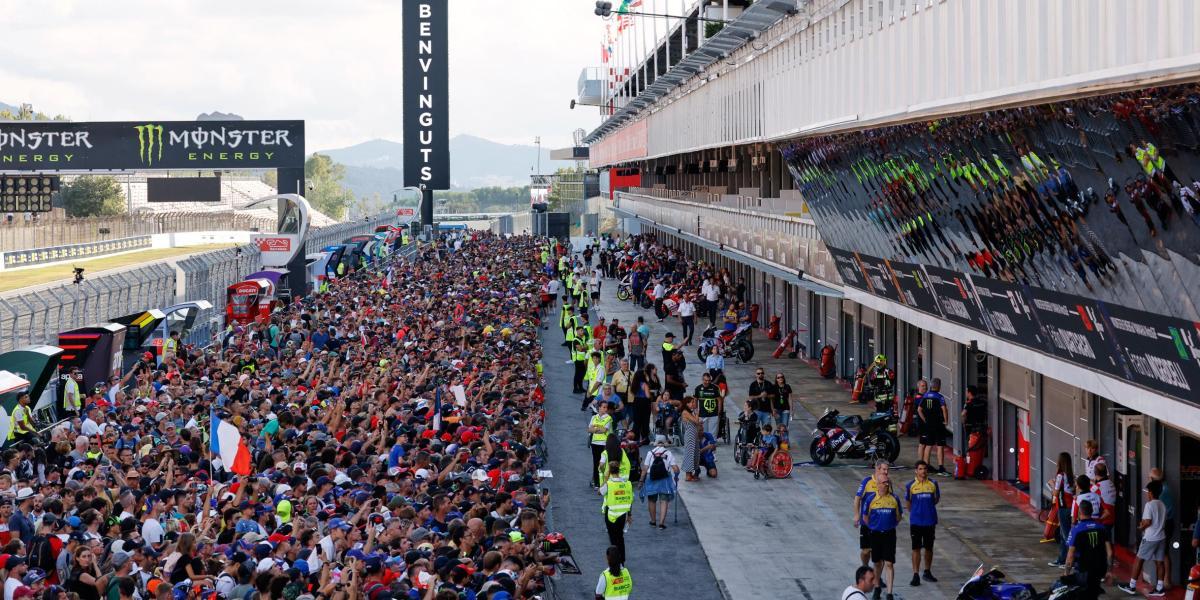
[
  {"xmin": 0, "ymin": 262, "xmax": 177, "ymax": 354},
  {"xmin": 0, "ymin": 212, "xmax": 400, "ymax": 354},
  {"xmin": 0, "ymin": 211, "xmax": 278, "ymax": 253}
]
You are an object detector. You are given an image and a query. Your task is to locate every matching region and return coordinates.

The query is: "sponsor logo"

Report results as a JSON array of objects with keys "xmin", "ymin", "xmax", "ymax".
[
  {"xmin": 256, "ymin": 237, "xmax": 292, "ymax": 252},
  {"xmin": 134, "ymin": 124, "xmax": 165, "ymax": 166}
]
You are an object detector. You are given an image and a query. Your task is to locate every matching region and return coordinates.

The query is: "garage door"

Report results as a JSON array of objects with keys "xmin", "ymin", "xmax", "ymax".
[
  {"xmin": 931, "ymin": 334, "xmax": 961, "ymax": 435},
  {"xmin": 1042, "ymin": 376, "xmax": 1091, "ymax": 484}
]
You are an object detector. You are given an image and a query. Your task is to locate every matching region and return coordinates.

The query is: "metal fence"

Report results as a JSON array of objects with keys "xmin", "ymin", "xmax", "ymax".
[
  {"xmin": 0, "ymin": 212, "xmax": 278, "ymax": 253},
  {"xmin": 0, "ymin": 213, "xmax": 400, "ymax": 354},
  {"xmin": 176, "ymin": 245, "xmax": 262, "ymax": 347},
  {"xmin": 0, "ymin": 262, "xmax": 177, "ymax": 354}
]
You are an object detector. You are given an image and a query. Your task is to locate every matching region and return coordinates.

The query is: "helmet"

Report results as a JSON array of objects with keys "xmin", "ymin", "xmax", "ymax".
[{"xmin": 874, "ymin": 354, "xmax": 887, "ymax": 363}]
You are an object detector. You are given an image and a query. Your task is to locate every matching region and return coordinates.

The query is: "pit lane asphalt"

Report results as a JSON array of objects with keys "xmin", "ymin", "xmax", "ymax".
[{"xmin": 539, "ymin": 297, "xmax": 724, "ymax": 600}]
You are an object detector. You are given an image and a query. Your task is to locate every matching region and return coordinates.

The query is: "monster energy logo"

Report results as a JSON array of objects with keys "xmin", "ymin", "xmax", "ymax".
[
  {"xmin": 1086, "ymin": 530, "xmax": 1099, "ymax": 546},
  {"xmin": 134, "ymin": 124, "xmax": 165, "ymax": 166}
]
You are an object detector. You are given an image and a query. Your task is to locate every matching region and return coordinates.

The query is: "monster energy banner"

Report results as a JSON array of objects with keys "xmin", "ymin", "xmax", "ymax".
[{"xmin": 0, "ymin": 120, "xmax": 304, "ymax": 171}]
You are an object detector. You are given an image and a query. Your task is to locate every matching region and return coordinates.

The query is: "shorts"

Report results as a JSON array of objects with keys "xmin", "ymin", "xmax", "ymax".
[
  {"xmin": 919, "ymin": 423, "xmax": 947, "ymax": 446},
  {"xmin": 870, "ymin": 529, "xmax": 897, "ymax": 564},
  {"xmin": 859, "ymin": 524, "xmax": 872, "ymax": 550},
  {"xmin": 646, "ymin": 493, "xmax": 674, "ymax": 502},
  {"xmin": 910, "ymin": 524, "xmax": 936, "ymax": 550},
  {"xmin": 1136, "ymin": 537, "xmax": 1166, "ymax": 561}
]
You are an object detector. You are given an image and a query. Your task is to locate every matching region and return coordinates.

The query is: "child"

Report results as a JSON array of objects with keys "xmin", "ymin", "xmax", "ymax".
[{"xmin": 748, "ymin": 423, "xmax": 779, "ymax": 472}]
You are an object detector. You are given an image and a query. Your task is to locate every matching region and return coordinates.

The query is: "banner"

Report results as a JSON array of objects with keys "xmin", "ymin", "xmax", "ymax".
[
  {"xmin": 0, "ymin": 121, "xmax": 303, "ymax": 170},
  {"xmin": 1, "ymin": 235, "xmax": 151, "ymax": 269},
  {"xmin": 402, "ymin": 0, "xmax": 450, "ymax": 190}
]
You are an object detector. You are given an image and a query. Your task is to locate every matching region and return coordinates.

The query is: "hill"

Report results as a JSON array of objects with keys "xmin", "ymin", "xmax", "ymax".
[{"xmin": 319, "ymin": 134, "xmax": 575, "ymax": 192}]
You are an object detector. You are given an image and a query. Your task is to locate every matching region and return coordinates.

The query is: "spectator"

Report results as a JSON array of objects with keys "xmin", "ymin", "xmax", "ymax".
[
  {"xmin": 842, "ymin": 566, "xmax": 876, "ymax": 600},
  {"xmin": 1119, "ymin": 480, "xmax": 1168, "ymax": 596}
]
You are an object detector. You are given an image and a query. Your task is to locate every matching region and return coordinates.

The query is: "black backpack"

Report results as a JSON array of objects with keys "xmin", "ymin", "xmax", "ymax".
[
  {"xmin": 649, "ymin": 449, "xmax": 669, "ymax": 481},
  {"xmin": 27, "ymin": 534, "xmax": 54, "ymax": 572}
]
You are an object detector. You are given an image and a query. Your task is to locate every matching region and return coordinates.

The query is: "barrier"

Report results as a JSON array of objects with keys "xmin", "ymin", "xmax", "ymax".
[
  {"xmin": 0, "ymin": 211, "xmax": 278, "ymax": 253},
  {"xmin": 0, "ymin": 235, "xmax": 153, "ymax": 270},
  {"xmin": 176, "ymin": 245, "xmax": 262, "ymax": 347}
]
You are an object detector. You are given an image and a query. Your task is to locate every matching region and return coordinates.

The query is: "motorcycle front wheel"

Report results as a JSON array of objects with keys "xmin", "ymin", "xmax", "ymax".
[
  {"xmin": 616, "ymin": 287, "xmax": 631, "ymax": 301},
  {"xmin": 871, "ymin": 431, "xmax": 900, "ymax": 463},
  {"xmin": 809, "ymin": 438, "xmax": 835, "ymax": 466},
  {"xmin": 696, "ymin": 345, "xmax": 709, "ymax": 362},
  {"xmin": 736, "ymin": 340, "xmax": 755, "ymax": 363}
]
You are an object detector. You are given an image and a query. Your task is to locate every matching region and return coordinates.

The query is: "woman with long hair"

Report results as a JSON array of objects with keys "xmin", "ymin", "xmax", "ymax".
[
  {"xmin": 680, "ymin": 396, "xmax": 703, "ymax": 481},
  {"xmin": 1048, "ymin": 451, "xmax": 1076, "ymax": 566},
  {"xmin": 169, "ymin": 532, "xmax": 213, "ymax": 588},
  {"xmin": 594, "ymin": 545, "xmax": 633, "ymax": 600},
  {"xmin": 65, "ymin": 547, "xmax": 102, "ymax": 600},
  {"xmin": 597, "ymin": 432, "xmax": 630, "ymax": 487},
  {"xmin": 630, "ymin": 364, "xmax": 657, "ymax": 444}
]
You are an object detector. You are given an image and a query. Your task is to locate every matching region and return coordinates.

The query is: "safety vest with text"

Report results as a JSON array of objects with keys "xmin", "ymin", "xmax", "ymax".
[
  {"xmin": 602, "ymin": 568, "xmax": 633, "ymax": 600},
  {"xmin": 602, "ymin": 477, "xmax": 633, "ymax": 522},
  {"xmin": 590, "ymin": 414, "xmax": 612, "ymax": 445}
]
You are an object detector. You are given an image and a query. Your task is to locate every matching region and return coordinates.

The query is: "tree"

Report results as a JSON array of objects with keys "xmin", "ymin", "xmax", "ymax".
[
  {"xmin": 60, "ymin": 176, "xmax": 126, "ymax": 217},
  {"xmin": 304, "ymin": 153, "xmax": 355, "ymax": 219}
]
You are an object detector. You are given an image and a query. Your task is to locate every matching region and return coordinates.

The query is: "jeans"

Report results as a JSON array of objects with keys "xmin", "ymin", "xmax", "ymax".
[
  {"xmin": 1056, "ymin": 506, "xmax": 1072, "ymax": 563},
  {"xmin": 682, "ymin": 315, "xmax": 695, "ymax": 343},
  {"xmin": 755, "ymin": 410, "xmax": 773, "ymax": 429},
  {"xmin": 701, "ymin": 415, "xmax": 718, "ymax": 435},
  {"xmin": 629, "ymin": 353, "xmax": 645, "ymax": 372},
  {"xmin": 777, "ymin": 410, "xmax": 790, "ymax": 433}
]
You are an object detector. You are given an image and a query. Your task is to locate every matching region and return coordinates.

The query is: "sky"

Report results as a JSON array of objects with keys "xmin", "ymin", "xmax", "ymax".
[{"xmin": 0, "ymin": 0, "xmax": 606, "ymax": 151}]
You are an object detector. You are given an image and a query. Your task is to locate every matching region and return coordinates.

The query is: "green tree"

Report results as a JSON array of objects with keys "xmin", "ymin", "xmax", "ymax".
[
  {"xmin": 304, "ymin": 153, "xmax": 355, "ymax": 219},
  {"xmin": 60, "ymin": 176, "xmax": 126, "ymax": 217}
]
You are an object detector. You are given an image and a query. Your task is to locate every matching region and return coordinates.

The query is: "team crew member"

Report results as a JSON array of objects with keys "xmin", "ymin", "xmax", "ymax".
[
  {"xmin": 694, "ymin": 372, "xmax": 722, "ymax": 436},
  {"xmin": 904, "ymin": 461, "xmax": 940, "ymax": 586},
  {"xmin": 596, "ymin": 545, "xmax": 632, "ymax": 600},
  {"xmin": 1083, "ymin": 439, "xmax": 1106, "ymax": 480},
  {"xmin": 62, "ymin": 367, "xmax": 81, "ymax": 417},
  {"xmin": 843, "ymin": 566, "xmax": 877, "ymax": 600},
  {"xmin": 866, "ymin": 480, "xmax": 902, "ymax": 600},
  {"xmin": 573, "ymin": 328, "xmax": 590, "ymax": 395},
  {"xmin": 8, "ymin": 393, "xmax": 34, "ymax": 443},
  {"xmin": 1065, "ymin": 500, "xmax": 1112, "ymax": 600},
  {"xmin": 1119, "ymin": 480, "xmax": 1168, "ymax": 597},
  {"xmin": 854, "ymin": 460, "xmax": 891, "ymax": 567},
  {"xmin": 917, "ymin": 378, "xmax": 950, "ymax": 475},
  {"xmin": 589, "ymin": 404, "xmax": 614, "ymax": 489},
  {"xmin": 599, "ymin": 461, "xmax": 633, "ymax": 566}
]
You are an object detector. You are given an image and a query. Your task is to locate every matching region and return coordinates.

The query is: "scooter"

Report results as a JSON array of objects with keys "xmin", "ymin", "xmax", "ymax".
[
  {"xmin": 956, "ymin": 565, "xmax": 1081, "ymax": 600},
  {"xmin": 696, "ymin": 323, "xmax": 755, "ymax": 363},
  {"xmin": 809, "ymin": 408, "xmax": 900, "ymax": 465}
]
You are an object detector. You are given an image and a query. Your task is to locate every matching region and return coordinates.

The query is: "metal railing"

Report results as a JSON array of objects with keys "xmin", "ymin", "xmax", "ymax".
[
  {"xmin": 176, "ymin": 245, "xmax": 262, "ymax": 347},
  {"xmin": 0, "ymin": 212, "xmax": 278, "ymax": 253}
]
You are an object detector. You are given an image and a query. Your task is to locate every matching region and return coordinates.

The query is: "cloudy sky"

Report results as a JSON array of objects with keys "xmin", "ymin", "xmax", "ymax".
[{"xmin": 0, "ymin": 0, "xmax": 608, "ymax": 151}]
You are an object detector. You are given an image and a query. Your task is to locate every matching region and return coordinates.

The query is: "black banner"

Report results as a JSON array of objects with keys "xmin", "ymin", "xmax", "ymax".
[
  {"xmin": 920, "ymin": 263, "xmax": 990, "ymax": 333},
  {"xmin": 402, "ymin": 0, "xmax": 450, "ymax": 190},
  {"xmin": 828, "ymin": 246, "xmax": 869, "ymax": 292},
  {"xmin": 1097, "ymin": 301, "xmax": 1200, "ymax": 401},
  {"xmin": 887, "ymin": 259, "xmax": 942, "ymax": 318},
  {"xmin": 855, "ymin": 253, "xmax": 905, "ymax": 305},
  {"xmin": 968, "ymin": 276, "xmax": 1044, "ymax": 349},
  {"xmin": 1023, "ymin": 286, "xmax": 1127, "ymax": 381},
  {"xmin": 147, "ymin": 177, "xmax": 221, "ymax": 203},
  {"xmin": 0, "ymin": 121, "xmax": 303, "ymax": 171}
]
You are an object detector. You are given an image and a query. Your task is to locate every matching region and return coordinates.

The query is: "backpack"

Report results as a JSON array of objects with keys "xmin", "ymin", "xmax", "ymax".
[
  {"xmin": 27, "ymin": 533, "xmax": 55, "ymax": 572},
  {"xmin": 628, "ymin": 331, "xmax": 642, "ymax": 351},
  {"xmin": 649, "ymin": 449, "xmax": 669, "ymax": 481}
]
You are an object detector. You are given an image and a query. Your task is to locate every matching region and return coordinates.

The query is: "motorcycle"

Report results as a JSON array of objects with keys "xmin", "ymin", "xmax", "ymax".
[
  {"xmin": 641, "ymin": 285, "xmax": 682, "ymax": 316},
  {"xmin": 696, "ymin": 323, "xmax": 755, "ymax": 363},
  {"xmin": 809, "ymin": 408, "xmax": 900, "ymax": 465},
  {"xmin": 957, "ymin": 565, "xmax": 1081, "ymax": 600},
  {"xmin": 616, "ymin": 274, "xmax": 634, "ymax": 301}
]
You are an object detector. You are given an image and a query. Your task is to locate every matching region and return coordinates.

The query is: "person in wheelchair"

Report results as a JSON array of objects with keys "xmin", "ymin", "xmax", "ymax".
[
  {"xmin": 747, "ymin": 423, "xmax": 779, "ymax": 473},
  {"xmin": 654, "ymin": 390, "xmax": 680, "ymax": 440}
]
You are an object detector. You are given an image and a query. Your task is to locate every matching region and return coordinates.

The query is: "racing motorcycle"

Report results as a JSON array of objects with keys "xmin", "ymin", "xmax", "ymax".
[
  {"xmin": 696, "ymin": 323, "xmax": 755, "ymax": 363},
  {"xmin": 957, "ymin": 565, "xmax": 1081, "ymax": 600},
  {"xmin": 809, "ymin": 408, "xmax": 900, "ymax": 465}
]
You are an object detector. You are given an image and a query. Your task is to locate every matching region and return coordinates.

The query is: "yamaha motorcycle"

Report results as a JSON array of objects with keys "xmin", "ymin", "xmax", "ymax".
[
  {"xmin": 809, "ymin": 408, "xmax": 900, "ymax": 465},
  {"xmin": 957, "ymin": 565, "xmax": 1081, "ymax": 600}
]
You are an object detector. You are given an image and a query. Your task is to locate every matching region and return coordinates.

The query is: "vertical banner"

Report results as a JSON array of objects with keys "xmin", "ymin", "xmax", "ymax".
[{"xmin": 402, "ymin": 0, "xmax": 450, "ymax": 190}]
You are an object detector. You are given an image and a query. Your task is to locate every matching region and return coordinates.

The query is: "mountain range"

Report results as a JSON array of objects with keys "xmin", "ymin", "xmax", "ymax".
[{"xmin": 318, "ymin": 135, "xmax": 575, "ymax": 197}]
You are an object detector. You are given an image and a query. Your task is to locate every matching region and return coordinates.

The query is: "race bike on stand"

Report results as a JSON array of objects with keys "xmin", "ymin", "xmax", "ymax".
[
  {"xmin": 696, "ymin": 323, "xmax": 755, "ymax": 363},
  {"xmin": 809, "ymin": 408, "xmax": 900, "ymax": 465},
  {"xmin": 957, "ymin": 565, "xmax": 1081, "ymax": 600}
]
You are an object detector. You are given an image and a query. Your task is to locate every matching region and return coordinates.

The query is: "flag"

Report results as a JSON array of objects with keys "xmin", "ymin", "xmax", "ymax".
[
  {"xmin": 210, "ymin": 410, "xmax": 252, "ymax": 476},
  {"xmin": 432, "ymin": 386, "xmax": 443, "ymax": 432}
]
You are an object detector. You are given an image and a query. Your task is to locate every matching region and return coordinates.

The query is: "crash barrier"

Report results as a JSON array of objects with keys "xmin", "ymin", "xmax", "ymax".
[
  {"xmin": 0, "ymin": 211, "xmax": 277, "ymax": 253},
  {"xmin": 0, "ymin": 235, "xmax": 153, "ymax": 270},
  {"xmin": 304, "ymin": 213, "xmax": 401, "ymax": 255}
]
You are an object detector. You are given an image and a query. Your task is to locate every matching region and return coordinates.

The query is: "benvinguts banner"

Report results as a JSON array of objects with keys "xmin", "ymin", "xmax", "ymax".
[{"xmin": 0, "ymin": 120, "xmax": 304, "ymax": 170}]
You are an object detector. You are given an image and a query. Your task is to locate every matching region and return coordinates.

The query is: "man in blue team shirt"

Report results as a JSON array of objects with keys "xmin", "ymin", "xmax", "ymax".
[
  {"xmin": 1065, "ymin": 499, "xmax": 1111, "ymax": 600},
  {"xmin": 854, "ymin": 460, "xmax": 891, "ymax": 569},
  {"xmin": 866, "ymin": 479, "xmax": 902, "ymax": 600},
  {"xmin": 904, "ymin": 460, "xmax": 941, "ymax": 587}
]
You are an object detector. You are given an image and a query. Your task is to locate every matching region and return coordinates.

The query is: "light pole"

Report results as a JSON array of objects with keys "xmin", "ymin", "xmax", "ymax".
[{"xmin": 534, "ymin": 136, "xmax": 542, "ymax": 176}]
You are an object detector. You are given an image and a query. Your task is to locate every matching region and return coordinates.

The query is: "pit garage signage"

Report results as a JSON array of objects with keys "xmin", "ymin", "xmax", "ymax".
[{"xmin": 0, "ymin": 121, "xmax": 304, "ymax": 170}]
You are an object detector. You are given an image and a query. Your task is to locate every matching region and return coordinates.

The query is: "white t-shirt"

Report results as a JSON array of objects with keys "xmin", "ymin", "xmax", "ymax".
[
  {"xmin": 1084, "ymin": 454, "xmax": 1106, "ymax": 480},
  {"xmin": 642, "ymin": 447, "xmax": 677, "ymax": 471},
  {"xmin": 5, "ymin": 576, "xmax": 23, "ymax": 600},
  {"xmin": 1142, "ymin": 499, "xmax": 1167, "ymax": 541},
  {"xmin": 142, "ymin": 517, "xmax": 164, "ymax": 545},
  {"xmin": 842, "ymin": 586, "xmax": 870, "ymax": 600},
  {"xmin": 80, "ymin": 418, "xmax": 100, "ymax": 437}
]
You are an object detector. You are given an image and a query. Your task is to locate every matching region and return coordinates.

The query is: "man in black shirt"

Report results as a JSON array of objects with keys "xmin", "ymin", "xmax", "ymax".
[
  {"xmin": 1065, "ymin": 500, "xmax": 1112, "ymax": 599},
  {"xmin": 694, "ymin": 372, "xmax": 722, "ymax": 436},
  {"xmin": 748, "ymin": 368, "xmax": 777, "ymax": 427}
]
